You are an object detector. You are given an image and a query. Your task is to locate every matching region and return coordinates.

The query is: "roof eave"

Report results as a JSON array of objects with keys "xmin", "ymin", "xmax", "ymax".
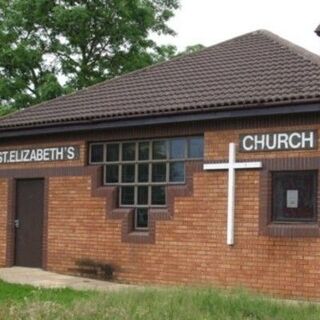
[{"xmin": 0, "ymin": 102, "xmax": 319, "ymax": 140}]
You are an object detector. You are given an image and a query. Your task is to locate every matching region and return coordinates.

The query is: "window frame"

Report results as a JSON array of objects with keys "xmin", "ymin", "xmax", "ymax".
[
  {"xmin": 271, "ymin": 170, "xmax": 318, "ymax": 223},
  {"xmin": 103, "ymin": 139, "xmax": 180, "ymax": 186},
  {"xmin": 88, "ymin": 142, "xmax": 105, "ymax": 164},
  {"xmin": 134, "ymin": 208, "xmax": 149, "ymax": 231},
  {"xmin": 98, "ymin": 136, "xmax": 203, "ymax": 186},
  {"xmin": 259, "ymin": 157, "xmax": 320, "ymax": 238},
  {"xmin": 119, "ymin": 185, "xmax": 167, "ymax": 209},
  {"xmin": 89, "ymin": 136, "xmax": 204, "ymax": 230}
]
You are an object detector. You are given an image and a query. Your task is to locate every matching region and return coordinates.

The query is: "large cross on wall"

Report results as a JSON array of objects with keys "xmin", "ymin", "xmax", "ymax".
[{"xmin": 204, "ymin": 143, "xmax": 262, "ymax": 246}]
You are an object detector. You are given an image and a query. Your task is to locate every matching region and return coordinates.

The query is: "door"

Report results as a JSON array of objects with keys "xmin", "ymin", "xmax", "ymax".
[{"xmin": 15, "ymin": 179, "xmax": 44, "ymax": 268}]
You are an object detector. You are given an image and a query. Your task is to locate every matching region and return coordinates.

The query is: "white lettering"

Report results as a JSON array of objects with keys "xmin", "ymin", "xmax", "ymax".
[
  {"xmin": 55, "ymin": 148, "xmax": 64, "ymax": 160},
  {"xmin": 43, "ymin": 148, "xmax": 50, "ymax": 161},
  {"xmin": 265, "ymin": 134, "xmax": 277, "ymax": 150},
  {"xmin": 16, "ymin": 150, "xmax": 22, "ymax": 162},
  {"xmin": 9, "ymin": 151, "xmax": 16, "ymax": 163},
  {"xmin": 241, "ymin": 131, "xmax": 316, "ymax": 152},
  {"xmin": 2, "ymin": 151, "xmax": 8, "ymax": 163},
  {"xmin": 67, "ymin": 146, "xmax": 76, "ymax": 160},
  {"xmin": 37, "ymin": 149, "xmax": 43, "ymax": 161},
  {"xmin": 30, "ymin": 150, "xmax": 37, "ymax": 161},
  {"xmin": 277, "ymin": 133, "xmax": 289, "ymax": 149},
  {"xmin": 254, "ymin": 135, "xmax": 265, "ymax": 150},
  {"xmin": 288, "ymin": 132, "xmax": 301, "ymax": 149},
  {"xmin": 23, "ymin": 150, "xmax": 30, "ymax": 161},
  {"xmin": 302, "ymin": 131, "xmax": 314, "ymax": 149},
  {"xmin": 242, "ymin": 136, "xmax": 254, "ymax": 151}
]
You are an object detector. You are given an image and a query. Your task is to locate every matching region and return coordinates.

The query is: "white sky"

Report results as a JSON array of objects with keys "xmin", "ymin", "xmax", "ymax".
[{"xmin": 154, "ymin": 0, "xmax": 320, "ymax": 54}]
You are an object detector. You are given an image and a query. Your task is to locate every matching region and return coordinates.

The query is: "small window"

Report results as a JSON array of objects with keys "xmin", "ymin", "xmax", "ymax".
[
  {"xmin": 188, "ymin": 136, "xmax": 204, "ymax": 159},
  {"xmin": 122, "ymin": 164, "xmax": 135, "ymax": 183},
  {"xmin": 138, "ymin": 164, "xmax": 149, "ymax": 182},
  {"xmin": 170, "ymin": 162, "xmax": 185, "ymax": 182},
  {"xmin": 105, "ymin": 165, "xmax": 119, "ymax": 183},
  {"xmin": 152, "ymin": 141, "xmax": 167, "ymax": 159},
  {"xmin": 272, "ymin": 171, "xmax": 317, "ymax": 223},
  {"xmin": 121, "ymin": 186, "xmax": 135, "ymax": 205},
  {"xmin": 90, "ymin": 144, "xmax": 104, "ymax": 163},
  {"xmin": 137, "ymin": 186, "xmax": 148, "ymax": 205},
  {"xmin": 138, "ymin": 142, "xmax": 149, "ymax": 160},
  {"xmin": 151, "ymin": 186, "xmax": 166, "ymax": 205},
  {"xmin": 170, "ymin": 138, "xmax": 186, "ymax": 159},
  {"xmin": 106, "ymin": 144, "xmax": 119, "ymax": 162},
  {"xmin": 122, "ymin": 143, "xmax": 135, "ymax": 161},
  {"xmin": 135, "ymin": 208, "xmax": 148, "ymax": 229},
  {"xmin": 152, "ymin": 163, "xmax": 166, "ymax": 182}
]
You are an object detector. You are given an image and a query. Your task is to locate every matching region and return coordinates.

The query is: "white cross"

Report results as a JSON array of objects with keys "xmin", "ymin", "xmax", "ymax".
[{"xmin": 203, "ymin": 143, "xmax": 262, "ymax": 246}]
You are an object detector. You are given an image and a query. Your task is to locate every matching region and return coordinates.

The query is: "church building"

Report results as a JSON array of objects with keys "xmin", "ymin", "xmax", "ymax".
[{"xmin": 0, "ymin": 30, "xmax": 320, "ymax": 300}]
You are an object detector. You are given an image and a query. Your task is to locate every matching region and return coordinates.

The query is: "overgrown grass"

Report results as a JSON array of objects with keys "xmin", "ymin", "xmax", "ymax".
[{"xmin": 0, "ymin": 280, "xmax": 320, "ymax": 320}]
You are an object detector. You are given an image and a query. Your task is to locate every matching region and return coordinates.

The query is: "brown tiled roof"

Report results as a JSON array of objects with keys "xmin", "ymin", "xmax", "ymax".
[{"xmin": 1, "ymin": 29, "xmax": 320, "ymax": 130}]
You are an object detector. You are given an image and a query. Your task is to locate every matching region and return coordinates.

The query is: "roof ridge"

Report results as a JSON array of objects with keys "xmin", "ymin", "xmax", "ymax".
[{"xmin": 256, "ymin": 29, "xmax": 320, "ymax": 67}]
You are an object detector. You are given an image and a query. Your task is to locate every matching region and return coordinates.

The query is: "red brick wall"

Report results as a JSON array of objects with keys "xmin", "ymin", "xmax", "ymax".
[{"xmin": 1, "ymin": 116, "xmax": 320, "ymax": 300}]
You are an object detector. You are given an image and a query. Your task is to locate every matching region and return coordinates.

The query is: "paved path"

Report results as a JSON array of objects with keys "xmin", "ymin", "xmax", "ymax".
[{"xmin": 0, "ymin": 267, "xmax": 135, "ymax": 292}]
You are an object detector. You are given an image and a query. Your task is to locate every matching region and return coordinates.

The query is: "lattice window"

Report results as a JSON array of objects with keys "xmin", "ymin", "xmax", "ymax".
[{"xmin": 89, "ymin": 136, "xmax": 204, "ymax": 230}]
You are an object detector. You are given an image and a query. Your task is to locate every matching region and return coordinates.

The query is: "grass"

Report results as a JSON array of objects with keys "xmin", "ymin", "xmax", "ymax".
[
  {"xmin": 0, "ymin": 280, "xmax": 95, "ymax": 305},
  {"xmin": 0, "ymin": 280, "xmax": 320, "ymax": 320}
]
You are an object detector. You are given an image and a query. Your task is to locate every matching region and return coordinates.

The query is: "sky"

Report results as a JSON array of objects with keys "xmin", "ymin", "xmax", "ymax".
[{"xmin": 154, "ymin": 0, "xmax": 320, "ymax": 54}]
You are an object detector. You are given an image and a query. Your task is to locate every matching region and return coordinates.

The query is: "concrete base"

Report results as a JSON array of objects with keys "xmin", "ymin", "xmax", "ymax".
[{"xmin": 0, "ymin": 267, "xmax": 134, "ymax": 291}]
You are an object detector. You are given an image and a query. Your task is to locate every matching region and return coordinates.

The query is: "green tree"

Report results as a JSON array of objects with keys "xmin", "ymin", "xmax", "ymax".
[
  {"xmin": 0, "ymin": 0, "xmax": 64, "ymax": 111},
  {"xmin": 181, "ymin": 44, "xmax": 205, "ymax": 55},
  {"xmin": 0, "ymin": 0, "xmax": 179, "ymax": 110}
]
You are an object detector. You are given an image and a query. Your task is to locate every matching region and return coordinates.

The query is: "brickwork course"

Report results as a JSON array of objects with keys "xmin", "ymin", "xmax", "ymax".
[{"xmin": 0, "ymin": 30, "xmax": 320, "ymax": 300}]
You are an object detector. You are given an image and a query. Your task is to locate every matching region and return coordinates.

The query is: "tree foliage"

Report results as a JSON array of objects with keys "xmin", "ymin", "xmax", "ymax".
[
  {"xmin": 182, "ymin": 44, "xmax": 205, "ymax": 55},
  {"xmin": 0, "ymin": 0, "xmax": 179, "ymax": 110}
]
